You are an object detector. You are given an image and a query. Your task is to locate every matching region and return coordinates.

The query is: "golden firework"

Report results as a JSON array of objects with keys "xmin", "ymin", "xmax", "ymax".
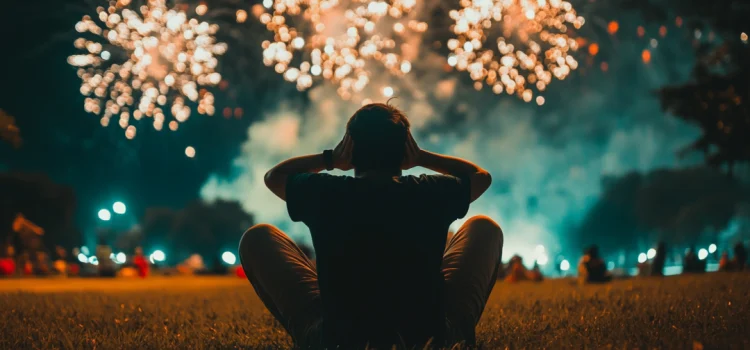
[
  {"xmin": 448, "ymin": 0, "xmax": 584, "ymax": 104},
  {"xmin": 257, "ymin": 0, "xmax": 426, "ymax": 100},
  {"xmin": 68, "ymin": 0, "xmax": 227, "ymax": 138}
]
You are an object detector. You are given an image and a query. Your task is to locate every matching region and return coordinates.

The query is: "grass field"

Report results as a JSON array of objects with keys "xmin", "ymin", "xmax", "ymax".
[{"xmin": 1, "ymin": 273, "xmax": 749, "ymax": 349}]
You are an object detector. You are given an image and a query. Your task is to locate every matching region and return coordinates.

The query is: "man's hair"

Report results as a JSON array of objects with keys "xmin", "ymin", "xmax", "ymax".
[{"xmin": 346, "ymin": 102, "xmax": 410, "ymax": 171}]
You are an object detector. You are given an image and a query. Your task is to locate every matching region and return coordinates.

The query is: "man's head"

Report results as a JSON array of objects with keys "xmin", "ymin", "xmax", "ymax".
[{"xmin": 346, "ymin": 102, "xmax": 410, "ymax": 172}]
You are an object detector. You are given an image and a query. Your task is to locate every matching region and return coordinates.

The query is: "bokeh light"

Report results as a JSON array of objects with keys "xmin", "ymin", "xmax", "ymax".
[
  {"xmin": 98, "ymin": 208, "xmax": 111, "ymax": 221},
  {"xmin": 77, "ymin": 253, "xmax": 88, "ymax": 263},
  {"xmin": 560, "ymin": 259, "xmax": 570, "ymax": 271},
  {"xmin": 113, "ymin": 201, "xmax": 126, "ymax": 214},
  {"xmin": 698, "ymin": 248, "xmax": 708, "ymax": 260},
  {"xmin": 222, "ymin": 251, "xmax": 237, "ymax": 265},
  {"xmin": 647, "ymin": 248, "xmax": 656, "ymax": 259},
  {"xmin": 69, "ymin": 0, "xmax": 226, "ymax": 139},
  {"xmin": 185, "ymin": 146, "xmax": 196, "ymax": 158},
  {"xmin": 708, "ymin": 244, "xmax": 717, "ymax": 254},
  {"xmin": 151, "ymin": 249, "xmax": 166, "ymax": 262},
  {"xmin": 448, "ymin": 0, "xmax": 583, "ymax": 102},
  {"xmin": 116, "ymin": 252, "xmax": 127, "ymax": 264},
  {"xmin": 257, "ymin": 0, "xmax": 427, "ymax": 99},
  {"xmin": 638, "ymin": 252, "xmax": 647, "ymax": 263}
]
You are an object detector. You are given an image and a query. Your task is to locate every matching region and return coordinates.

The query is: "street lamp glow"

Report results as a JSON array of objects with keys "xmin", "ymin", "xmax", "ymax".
[
  {"xmin": 113, "ymin": 201, "xmax": 126, "ymax": 214},
  {"xmin": 116, "ymin": 252, "xmax": 126, "ymax": 264},
  {"xmin": 151, "ymin": 250, "xmax": 166, "ymax": 262},
  {"xmin": 98, "ymin": 209, "xmax": 111, "ymax": 221},
  {"xmin": 537, "ymin": 254, "xmax": 548, "ymax": 266},
  {"xmin": 638, "ymin": 253, "xmax": 647, "ymax": 263},
  {"xmin": 647, "ymin": 248, "xmax": 656, "ymax": 259},
  {"xmin": 708, "ymin": 244, "xmax": 717, "ymax": 254},
  {"xmin": 698, "ymin": 248, "xmax": 708, "ymax": 260},
  {"xmin": 560, "ymin": 259, "xmax": 570, "ymax": 272},
  {"xmin": 222, "ymin": 251, "xmax": 237, "ymax": 265}
]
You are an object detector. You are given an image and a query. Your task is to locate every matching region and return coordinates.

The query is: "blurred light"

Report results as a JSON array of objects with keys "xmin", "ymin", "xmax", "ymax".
[
  {"xmin": 650, "ymin": 39, "xmax": 658, "ymax": 48},
  {"xmin": 81, "ymin": 246, "xmax": 90, "ymax": 255},
  {"xmin": 151, "ymin": 250, "xmax": 166, "ymax": 262},
  {"xmin": 116, "ymin": 252, "xmax": 126, "ymax": 264},
  {"xmin": 708, "ymin": 244, "xmax": 717, "ymax": 254},
  {"xmin": 742, "ymin": 32, "xmax": 748, "ymax": 44},
  {"xmin": 588, "ymin": 43, "xmax": 599, "ymax": 56},
  {"xmin": 98, "ymin": 209, "xmax": 111, "ymax": 221},
  {"xmin": 607, "ymin": 21, "xmax": 619, "ymax": 35},
  {"xmin": 113, "ymin": 201, "xmax": 126, "ymax": 214},
  {"xmin": 110, "ymin": 253, "xmax": 115, "ymax": 260},
  {"xmin": 88, "ymin": 256, "xmax": 99, "ymax": 265},
  {"xmin": 600, "ymin": 62, "xmax": 609, "ymax": 72},
  {"xmin": 236, "ymin": 9, "xmax": 248, "ymax": 23},
  {"xmin": 637, "ymin": 26, "xmax": 645, "ymax": 38},
  {"xmin": 560, "ymin": 259, "xmax": 570, "ymax": 272},
  {"xmin": 196, "ymin": 3, "xmax": 208, "ymax": 16},
  {"xmin": 263, "ymin": 0, "xmax": 272, "ymax": 8},
  {"xmin": 78, "ymin": 253, "xmax": 87, "ymax": 263},
  {"xmin": 647, "ymin": 248, "xmax": 656, "ymax": 259},
  {"xmin": 383, "ymin": 86, "xmax": 394, "ymax": 97},
  {"xmin": 641, "ymin": 49, "xmax": 651, "ymax": 64},
  {"xmin": 675, "ymin": 16, "xmax": 683, "ymax": 28},
  {"xmin": 537, "ymin": 254, "xmax": 548, "ymax": 266},
  {"xmin": 659, "ymin": 26, "xmax": 667, "ymax": 37},
  {"xmin": 535, "ymin": 245, "xmax": 545, "ymax": 254},
  {"xmin": 698, "ymin": 248, "xmax": 708, "ymax": 260},
  {"xmin": 607, "ymin": 261, "xmax": 615, "ymax": 270},
  {"xmin": 101, "ymin": 50, "xmax": 111, "ymax": 60},
  {"xmin": 638, "ymin": 253, "xmax": 647, "ymax": 263},
  {"xmin": 185, "ymin": 146, "xmax": 196, "ymax": 158},
  {"xmin": 222, "ymin": 251, "xmax": 237, "ymax": 265}
]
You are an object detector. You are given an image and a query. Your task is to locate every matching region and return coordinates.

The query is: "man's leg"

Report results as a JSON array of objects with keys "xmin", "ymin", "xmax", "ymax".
[
  {"xmin": 442, "ymin": 215, "xmax": 504, "ymax": 345},
  {"xmin": 238, "ymin": 224, "xmax": 322, "ymax": 347}
]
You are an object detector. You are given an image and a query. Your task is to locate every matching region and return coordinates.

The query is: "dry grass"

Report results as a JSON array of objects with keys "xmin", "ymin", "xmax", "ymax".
[{"xmin": 1, "ymin": 273, "xmax": 749, "ymax": 349}]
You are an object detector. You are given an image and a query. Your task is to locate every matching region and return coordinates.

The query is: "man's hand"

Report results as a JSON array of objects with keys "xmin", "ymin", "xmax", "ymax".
[
  {"xmin": 333, "ymin": 133, "xmax": 354, "ymax": 171},
  {"xmin": 401, "ymin": 131, "xmax": 421, "ymax": 170}
]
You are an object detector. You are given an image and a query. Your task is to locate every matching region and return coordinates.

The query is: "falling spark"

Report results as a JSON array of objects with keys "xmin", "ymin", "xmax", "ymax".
[
  {"xmin": 69, "ymin": 0, "xmax": 226, "ymax": 139},
  {"xmin": 448, "ymin": 0, "xmax": 584, "ymax": 103},
  {"xmin": 257, "ymin": 0, "xmax": 427, "ymax": 99}
]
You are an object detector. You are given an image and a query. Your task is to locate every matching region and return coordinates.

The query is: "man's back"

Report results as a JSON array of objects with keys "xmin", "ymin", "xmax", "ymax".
[{"xmin": 286, "ymin": 173, "xmax": 470, "ymax": 348}]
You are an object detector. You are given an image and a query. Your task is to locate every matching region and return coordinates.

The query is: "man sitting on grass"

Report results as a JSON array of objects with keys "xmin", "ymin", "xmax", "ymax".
[{"xmin": 238, "ymin": 102, "xmax": 503, "ymax": 349}]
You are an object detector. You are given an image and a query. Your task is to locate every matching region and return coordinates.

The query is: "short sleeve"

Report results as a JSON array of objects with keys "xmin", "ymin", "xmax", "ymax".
[
  {"xmin": 286, "ymin": 173, "xmax": 326, "ymax": 223},
  {"xmin": 422, "ymin": 175, "xmax": 471, "ymax": 220}
]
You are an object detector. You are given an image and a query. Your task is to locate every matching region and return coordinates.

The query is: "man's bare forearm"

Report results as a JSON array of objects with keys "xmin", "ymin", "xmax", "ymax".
[
  {"xmin": 264, "ymin": 154, "xmax": 326, "ymax": 200},
  {"xmin": 417, "ymin": 150, "xmax": 491, "ymax": 202},
  {"xmin": 417, "ymin": 150, "xmax": 485, "ymax": 177}
]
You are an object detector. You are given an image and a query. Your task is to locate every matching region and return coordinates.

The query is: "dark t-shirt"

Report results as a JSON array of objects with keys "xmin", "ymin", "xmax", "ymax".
[{"xmin": 287, "ymin": 173, "xmax": 471, "ymax": 348}]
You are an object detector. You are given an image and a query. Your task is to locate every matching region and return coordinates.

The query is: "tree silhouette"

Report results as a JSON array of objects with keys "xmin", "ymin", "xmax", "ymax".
[
  {"xmin": 140, "ymin": 200, "xmax": 253, "ymax": 263},
  {"xmin": 620, "ymin": 0, "xmax": 750, "ymax": 175}
]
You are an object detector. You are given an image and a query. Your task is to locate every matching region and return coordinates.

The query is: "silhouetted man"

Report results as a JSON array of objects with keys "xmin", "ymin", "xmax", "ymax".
[{"xmin": 238, "ymin": 103, "xmax": 501, "ymax": 349}]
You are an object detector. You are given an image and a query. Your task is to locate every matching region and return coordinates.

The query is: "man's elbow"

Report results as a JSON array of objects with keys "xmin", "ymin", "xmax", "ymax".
[
  {"xmin": 263, "ymin": 170, "xmax": 274, "ymax": 190},
  {"xmin": 478, "ymin": 170, "xmax": 492, "ymax": 192}
]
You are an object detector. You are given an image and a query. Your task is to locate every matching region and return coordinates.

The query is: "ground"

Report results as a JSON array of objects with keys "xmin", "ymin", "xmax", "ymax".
[{"xmin": 1, "ymin": 274, "xmax": 749, "ymax": 349}]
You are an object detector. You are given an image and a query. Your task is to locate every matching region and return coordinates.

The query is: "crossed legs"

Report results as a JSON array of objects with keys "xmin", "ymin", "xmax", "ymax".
[{"xmin": 238, "ymin": 216, "xmax": 503, "ymax": 347}]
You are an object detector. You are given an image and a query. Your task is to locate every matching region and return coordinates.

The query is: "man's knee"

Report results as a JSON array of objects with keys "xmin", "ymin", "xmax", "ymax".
[
  {"xmin": 463, "ymin": 215, "xmax": 504, "ymax": 245},
  {"xmin": 238, "ymin": 224, "xmax": 280, "ymax": 260}
]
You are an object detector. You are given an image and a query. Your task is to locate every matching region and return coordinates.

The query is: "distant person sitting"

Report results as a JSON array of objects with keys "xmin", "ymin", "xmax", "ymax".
[
  {"xmin": 238, "ymin": 102, "xmax": 500, "ymax": 349},
  {"xmin": 577, "ymin": 245, "xmax": 612, "ymax": 284},
  {"xmin": 733, "ymin": 242, "xmax": 747, "ymax": 271},
  {"xmin": 504, "ymin": 255, "xmax": 530, "ymax": 283},
  {"xmin": 651, "ymin": 242, "xmax": 667, "ymax": 277},
  {"xmin": 719, "ymin": 251, "xmax": 731, "ymax": 272},
  {"xmin": 682, "ymin": 246, "xmax": 706, "ymax": 274}
]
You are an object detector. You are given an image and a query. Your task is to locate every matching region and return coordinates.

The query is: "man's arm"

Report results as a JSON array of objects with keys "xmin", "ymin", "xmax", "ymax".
[
  {"xmin": 417, "ymin": 150, "xmax": 492, "ymax": 202},
  {"xmin": 264, "ymin": 154, "xmax": 327, "ymax": 201},
  {"xmin": 264, "ymin": 133, "xmax": 353, "ymax": 201}
]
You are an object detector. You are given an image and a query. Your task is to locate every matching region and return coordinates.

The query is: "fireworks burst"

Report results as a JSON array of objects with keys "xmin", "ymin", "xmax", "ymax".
[
  {"xmin": 68, "ymin": 0, "xmax": 227, "ymax": 139},
  {"xmin": 257, "ymin": 0, "xmax": 427, "ymax": 100},
  {"xmin": 448, "ymin": 0, "xmax": 584, "ymax": 104}
]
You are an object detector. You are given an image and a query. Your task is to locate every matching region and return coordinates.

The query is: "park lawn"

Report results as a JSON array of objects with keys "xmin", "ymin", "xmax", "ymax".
[{"xmin": 1, "ymin": 273, "xmax": 749, "ymax": 349}]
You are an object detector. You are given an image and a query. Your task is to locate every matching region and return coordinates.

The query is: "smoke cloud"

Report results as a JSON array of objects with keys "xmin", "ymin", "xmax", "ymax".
[{"xmin": 201, "ymin": 8, "xmax": 702, "ymax": 263}]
